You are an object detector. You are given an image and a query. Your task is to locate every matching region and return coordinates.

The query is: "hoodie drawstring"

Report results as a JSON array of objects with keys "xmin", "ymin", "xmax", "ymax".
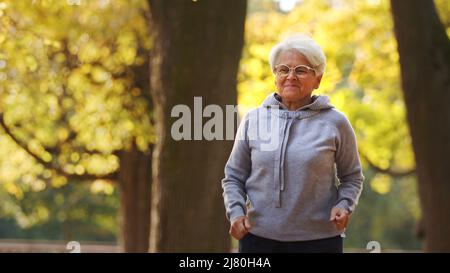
[{"xmin": 275, "ymin": 114, "xmax": 294, "ymax": 207}]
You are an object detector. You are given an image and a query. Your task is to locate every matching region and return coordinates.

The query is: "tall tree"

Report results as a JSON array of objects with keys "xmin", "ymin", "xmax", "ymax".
[
  {"xmin": 118, "ymin": 142, "xmax": 152, "ymax": 252},
  {"xmin": 147, "ymin": 0, "xmax": 247, "ymax": 252},
  {"xmin": 390, "ymin": 0, "xmax": 450, "ymax": 252}
]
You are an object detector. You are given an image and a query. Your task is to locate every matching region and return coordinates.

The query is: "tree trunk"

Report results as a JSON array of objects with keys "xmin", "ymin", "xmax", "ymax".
[
  {"xmin": 147, "ymin": 0, "xmax": 247, "ymax": 252},
  {"xmin": 118, "ymin": 141, "xmax": 152, "ymax": 252},
  {"xmin": 390, "ymin": 0, "xmax": 450, "ymax": 252}
]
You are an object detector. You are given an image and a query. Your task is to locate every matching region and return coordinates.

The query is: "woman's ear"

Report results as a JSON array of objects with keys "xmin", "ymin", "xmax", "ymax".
[{"xmin": 314, "ymin": 75, "xmax": 323, "ymax": 89}]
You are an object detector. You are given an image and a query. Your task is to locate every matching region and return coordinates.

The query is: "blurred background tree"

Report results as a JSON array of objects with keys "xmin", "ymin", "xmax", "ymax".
[
  {"xmin": 0, "ymin": 0, "xmax": 154, "ymax": 252},
  {"xmin": 391, "ymin": 0, "xmax": 450, "ymax": 251},
  {"xmin": 147, "ymin": 0, "xmax": 247, "ymax": 252}
]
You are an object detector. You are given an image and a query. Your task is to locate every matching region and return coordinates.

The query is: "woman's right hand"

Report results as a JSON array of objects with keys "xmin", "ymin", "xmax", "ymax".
[{"xmin": 229, "ymin": 216, "xmax": 252, "ymax": 240}]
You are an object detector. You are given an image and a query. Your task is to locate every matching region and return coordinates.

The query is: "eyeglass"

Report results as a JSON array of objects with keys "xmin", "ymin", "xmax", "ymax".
[{"xmin": 274, "ymin": 64, "xmax": 316, "ymax": 78}]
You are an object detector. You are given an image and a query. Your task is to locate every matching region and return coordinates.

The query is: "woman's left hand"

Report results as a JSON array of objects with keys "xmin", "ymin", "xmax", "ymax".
[{"xmin": 330, "ymin": 207, "xmax": 350, "ymax": 230}]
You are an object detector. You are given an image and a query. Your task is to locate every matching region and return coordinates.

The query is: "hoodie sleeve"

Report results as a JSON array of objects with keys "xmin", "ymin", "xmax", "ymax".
[
  {"xmin": 334, "ymin": 114, "xmax": 364, "ymax": 213},
  {"xmin": 221, "ymin": 113, "xmax": 252, "ymax": 222}
]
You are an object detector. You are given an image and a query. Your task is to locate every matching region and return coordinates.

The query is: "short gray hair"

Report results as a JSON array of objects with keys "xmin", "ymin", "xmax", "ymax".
[{"xmin": 269, "ymin": 34, "xmax": 326, "ymax": 76}]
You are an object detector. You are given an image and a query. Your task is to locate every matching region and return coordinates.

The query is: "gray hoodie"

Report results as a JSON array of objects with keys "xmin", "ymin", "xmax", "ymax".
[{"xmin": 221, "ymin": 92, "xmax": 364, "ymax": 241}]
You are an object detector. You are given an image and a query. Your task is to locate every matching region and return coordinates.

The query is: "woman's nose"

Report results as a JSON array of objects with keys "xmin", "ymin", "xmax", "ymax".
[{"xmin": 286, "ymin": 70, "xmax": 298, "ymax": 80}]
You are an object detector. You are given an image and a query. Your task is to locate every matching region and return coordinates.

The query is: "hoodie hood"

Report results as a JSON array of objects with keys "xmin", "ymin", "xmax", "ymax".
[{"xmin": 261, "ymin": 92, "xmax": 334, "ymax": 119}]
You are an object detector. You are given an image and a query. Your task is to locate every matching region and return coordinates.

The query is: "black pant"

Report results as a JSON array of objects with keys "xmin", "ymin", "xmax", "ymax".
[{"xmin": 239, "ymin": 233, "xmax": 343, "ymax": 253}]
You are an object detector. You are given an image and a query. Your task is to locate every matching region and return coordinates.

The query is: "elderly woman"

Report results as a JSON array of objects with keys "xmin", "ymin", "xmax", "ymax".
[{"xmin": 221, "ymin": 34, "xmax": 364, "ymax": 253}]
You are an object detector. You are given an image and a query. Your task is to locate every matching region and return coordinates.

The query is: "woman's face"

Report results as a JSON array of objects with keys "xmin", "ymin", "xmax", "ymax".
[{"xmin": 274, "ymin": 50, "xmax": 322, "ymax": 102}]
